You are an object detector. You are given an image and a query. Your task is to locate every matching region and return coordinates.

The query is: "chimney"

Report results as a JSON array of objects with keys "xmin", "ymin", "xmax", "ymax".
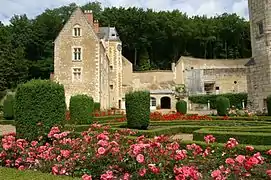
[
  {"xmin": 94, "ymin": 20, "xmax": 99, "ymax": 33},
  {"xmin": 84, "ymin": 10, "xmax": 93, "ymax": 25}
]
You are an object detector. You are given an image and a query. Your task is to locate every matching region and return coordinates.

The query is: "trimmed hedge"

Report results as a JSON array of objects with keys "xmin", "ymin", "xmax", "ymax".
[
  {"xmin": 3, "ymin": 94, "xmax": 14, "ymax": 120},
  {"xmin": 14, "ymin": 79, "xmax": 66, "ymax": 141},
  {"xmin": 94, "ymin": 102, "xmax": 101, "ymax": 111},
  {"xmin": 216, "ymin": 96, "xmax": 230, "ymax": 116},
  {"xmin": 267, "ymin": 95, "xmax": 271, "ymax": 116},
  {"xmin": 189, "ymin": 93, "xmax": 247, "ymax": 109},
  {"xmin": 69, "ymin": 94, "xmax": 94, "ymax": 125},
  {"xmin": 176, "ymin": 100, "xmax": 187, "ymax": 114},
  {"xmin": 125, "ymin": 91, "xmax": 150, "ymax": 130},
  {"xmin": 193, "ymin": 128, "xmax": 271, "ymax": 145}
]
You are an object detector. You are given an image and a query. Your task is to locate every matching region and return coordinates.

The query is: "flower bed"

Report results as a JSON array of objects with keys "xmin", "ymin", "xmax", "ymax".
[
  {"xmin": 1, "ymin": 125, "xmax": 271, "ymax": 179},
  {"xmin": 150, "ymin": 112, "xmax": 212, "ymax": 121}
]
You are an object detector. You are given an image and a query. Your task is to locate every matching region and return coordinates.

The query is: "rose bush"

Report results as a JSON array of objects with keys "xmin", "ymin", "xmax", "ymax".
[{"xmin": 0, "ymin": 124, "xmax": 270, "ymax": 179}]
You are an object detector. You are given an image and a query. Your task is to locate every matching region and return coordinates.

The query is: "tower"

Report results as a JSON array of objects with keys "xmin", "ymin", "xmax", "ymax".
[{"xmin": 246, "ymin": 0, "xmax": 271, "ymax": 112}]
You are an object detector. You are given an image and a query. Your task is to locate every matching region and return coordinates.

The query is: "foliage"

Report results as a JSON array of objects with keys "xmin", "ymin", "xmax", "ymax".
[
  {"xmin": 69, "ymin": 94, "xmax": 94, "ymax": 125},
  {"xmin": 94, "ymin": 102, "xmax": 101, "ymax": 112},
  {"xmin": 0, "ymin": 125, "xmax": 270, "ymax": 179},
  {"xmin": 216, "ymin": 96, "xmax": 230, "ymax": 116},
  {"xmin": 267, "ymin": 95, "xmax": 271, "ymax": 116},
  {"xmin": 189, "ymin": 93, "xmax": 247, "ymax": 109},
  {"xmin": 14, "ymin": 79, "xmax": 66, "ymax": 141},
  {"xmin": 176, "ymin": 100, "xmax": 187, "ymax": 114},
  {"xmin": 3, "ymin": 94, "xmax": 15, "ymax": 120},
  {"xmin": 125, "ymin": 91, "xmax": 150, "ymax": 129}
]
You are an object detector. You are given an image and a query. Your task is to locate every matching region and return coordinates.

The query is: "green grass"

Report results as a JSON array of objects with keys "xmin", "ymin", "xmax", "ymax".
[{"xmin": 0, "ymin": 167, "xmax": 80, "ymax": 180}]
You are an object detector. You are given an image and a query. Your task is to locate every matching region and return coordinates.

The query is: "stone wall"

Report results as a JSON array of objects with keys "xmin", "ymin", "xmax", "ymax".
[{"xmin": 247, "ymin": 0, "xmax": 271, "ymax": 111}]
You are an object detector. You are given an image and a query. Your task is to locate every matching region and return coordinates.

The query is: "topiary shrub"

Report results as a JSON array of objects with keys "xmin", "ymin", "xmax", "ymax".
[
  {"xmin": 125, "ymin": 90, "xmax": 150, "ymax": 130},
  {"xmin": 69, "ymin": 94, "xmax": 94, "ymax": 125},
  {"xmin": 267, "ymin": 95, "xmax": 271, "ymax": 116},
  {"xmin": 216, "ymin": 96, "xmax": 230, "ymax": 116},
  {"xmin": 3, "ymin": 94, "xmax": 15, "ymax": 120},
  {"xmin": 14, "ymin": 79, "xmax": 66, "ymax": 141},
  {"xmin": 94, "ymin": 102, "xmax": 101, "ymax": 112},
  {"xmin": 176, "ymin": 100, "xmax": 187, "ymax": 114}
]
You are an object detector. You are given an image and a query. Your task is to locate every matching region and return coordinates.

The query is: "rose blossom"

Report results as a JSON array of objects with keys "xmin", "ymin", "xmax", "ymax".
[
  {"xmin": 266, "ymin": 170, "xmax": 271, "ymax": 177},
  {"xmin": 246, "ymin": 145, "xmax": 254, "ymax": 152},
  {"xmin": 138, "ymin": 168, "xmax": 146, "ymax": 177},
  {"xmin": 98, "ymin": 147, "xmax": 106, "ymax": 155},
  {"xmin": 136, "ymin": 154, "xmax": 145, "ymax": 163},
  {"xmin": 235, "ymin": 155, "xmax": 246, "ymax": 164},
  {"xmin": 225, "ymin": 158, "xmax": 235, "ymax": 165},
  {"xmin": 82, "ymin": 174, "xmax": 92, "ymax": 180}
]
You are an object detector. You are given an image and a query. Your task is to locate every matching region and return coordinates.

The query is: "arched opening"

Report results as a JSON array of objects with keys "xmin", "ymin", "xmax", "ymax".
[{"xmin": 160, "ymin": 97, "xmax": 171, "ymax": 109}]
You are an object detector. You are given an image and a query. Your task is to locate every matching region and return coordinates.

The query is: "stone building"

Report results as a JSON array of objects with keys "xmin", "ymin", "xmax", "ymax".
[
  {"xmin": 53, "ymin": 8, "xmax": 122, "ymax": 109},
  {"xmin": 246, "ymin": 0, "xmax": 271, "ymax": 112},
  {"xmin": 53, "ymin": 7, "xmax": 250, "ymax": 111}
]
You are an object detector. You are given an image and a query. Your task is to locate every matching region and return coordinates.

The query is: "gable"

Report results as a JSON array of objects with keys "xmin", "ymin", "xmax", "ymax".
[{"xmin": 54, "ymin": 7, "xmax": 99, "ymax": 43}]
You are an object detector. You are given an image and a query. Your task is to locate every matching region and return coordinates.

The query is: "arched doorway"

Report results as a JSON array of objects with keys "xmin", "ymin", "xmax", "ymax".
[{"xmin": 160, "ymin": 97, "xmax": 171, "ymax": 109}]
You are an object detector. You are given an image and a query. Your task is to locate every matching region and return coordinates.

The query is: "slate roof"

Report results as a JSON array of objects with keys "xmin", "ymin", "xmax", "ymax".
[{"xmin": 98, "ymin": 27, "xmax": 120, "ymax": 41}]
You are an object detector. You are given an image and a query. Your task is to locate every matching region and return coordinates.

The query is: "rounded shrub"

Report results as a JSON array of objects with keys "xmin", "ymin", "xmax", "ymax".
[
  {"xmin": 14, "ymin": 79, "xmax": 66, "ymax": 141},
  {"xmin": 3, "ymin": 94, "xmax": 15, "ymax": 120},
  {"xmin": 125, "ymin": 90, "xmax": 150, "ymax": 130},
  {"xmin": 94, "ymin": 102, "xmax": 101, "ymax": 112},
  {"xmin": 216, "ymin": 96, "xmax": 230, "ymax": 116},
  {"xmin": 176, "ymin": 100, "xmax": 187, "ymax": 114},
  {"xmin": 267, "ymin": 95, "xmax": 271, "ymax": 116},
  {"xmin": 69, "ymin": 94, "xmax": 94, "ymax": 125}
]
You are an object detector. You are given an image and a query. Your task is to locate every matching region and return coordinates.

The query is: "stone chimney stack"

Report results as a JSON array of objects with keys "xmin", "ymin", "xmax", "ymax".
[
  {"xmin": 94, "ymin": 20, "xmax": 99, "ymax": 33},
  {"xmin": 84, "ymin": 10, "xmax": 93, "ymax": 25}
]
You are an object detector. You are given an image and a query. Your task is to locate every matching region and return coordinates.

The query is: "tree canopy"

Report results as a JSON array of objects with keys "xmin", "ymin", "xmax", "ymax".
[{"xmin": 0, "ymin": 1, "xmax": 251, "ymax": 92}]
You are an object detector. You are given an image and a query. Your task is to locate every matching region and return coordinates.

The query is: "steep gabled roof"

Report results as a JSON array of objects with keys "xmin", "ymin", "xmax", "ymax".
[{"xmin": 54, "ymin": 7, "xmax": 99, "ymax": 43}]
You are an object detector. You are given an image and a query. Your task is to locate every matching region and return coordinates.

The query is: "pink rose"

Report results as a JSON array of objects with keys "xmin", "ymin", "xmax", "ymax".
[
  {"xmin": 136, "ymin": 154, "xmax": 145, "ymax": 164},
  {"xmin": 245, "ymin": 146, "xmax": 254, "ymax": 152},
  {"xmin": 98, "ymin": 147, "xmax": 106, "ymax": 155},
  {"xmin": 235, "ymin": 155, "xmax": 246, "ymax": 164},
  {"xmin": 266, "ymin": 170, "xmax": 271, "ymax": 177},
  {"xmin": 211, "ymin": 170, "xmax": 221, "ymax": 178},
  {"xmin": 225, "ymin": 158, "xmax": 235, "ymax": 165},
  {"xmin": 138, "ymin": 168, "xmax": 146, "ymax": 177},
  {"xmin": 82, "ymin": 174, "xmax": 92, "ymax": 180}
]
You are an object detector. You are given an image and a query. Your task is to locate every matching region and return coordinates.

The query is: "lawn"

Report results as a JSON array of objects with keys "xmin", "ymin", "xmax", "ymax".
[{"xmin": 0, "ymin": 167, "xmax": 80, "ymax": 180}]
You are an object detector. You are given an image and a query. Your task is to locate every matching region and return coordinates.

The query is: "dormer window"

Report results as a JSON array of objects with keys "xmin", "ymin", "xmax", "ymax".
[{"xmin": 73, "ymin": 25, "xmax": 81, "ymax": 37}]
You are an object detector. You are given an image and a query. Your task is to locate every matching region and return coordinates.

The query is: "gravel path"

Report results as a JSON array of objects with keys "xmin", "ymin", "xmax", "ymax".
[
  {"xmin": 171, "ymin": 133, "xmax": 193, "ymax": 141},
  {"xmin": 0, "ymin": 125, "xmax": 16, "ymax": 136}
]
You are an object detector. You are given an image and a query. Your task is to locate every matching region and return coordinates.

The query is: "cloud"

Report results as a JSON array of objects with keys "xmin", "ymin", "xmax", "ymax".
[{"xmin": 0, "ymin": 0, "xmax": 249, "ymax": 25}]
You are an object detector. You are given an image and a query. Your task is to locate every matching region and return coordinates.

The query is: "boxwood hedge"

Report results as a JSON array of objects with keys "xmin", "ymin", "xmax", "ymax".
[
  {"xmin": 189, "ymin": 93, "xmax": 247, "ymax": 109},
  {"xmin": 14, "ymin": 79, "xmax": 66, "ymax": 141},
  {"xmin": 125, "ymin": 90, "xmax": 150, "ymax": 130},
  {"xmin": 69, "ymin": 94, "xmax": 94, "ymax": 125}
]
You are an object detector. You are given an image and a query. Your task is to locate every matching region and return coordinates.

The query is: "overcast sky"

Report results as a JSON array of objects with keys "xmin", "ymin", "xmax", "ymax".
[{"xmin": 0, "ymin": 0, "xmax": 249, "ymax": 25}]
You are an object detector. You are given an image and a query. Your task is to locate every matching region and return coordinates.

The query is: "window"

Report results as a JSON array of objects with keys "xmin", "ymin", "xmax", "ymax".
[
  {"xmin": 73, "ymin": 48, "xmax": 82, "ymax": 61},
  {"xmin": 110, "ymin": 65, "xmax": 113, "ymax": 71},
  {"xmin": 204, "ymin": 82, "xmax": 215, "ymax": 94},
  {"xmin": 73, "ymin": 25, "xmax": 81, "ymax": 37},
  {"xmin": 72, "ymin": 68, "xmax": 81, "ymax": 81},
  {"xmin": 73, "ymin": 27, "xmax": 81, "ymax": 36},
  {"xmin": 215, "ymin": 86, "xmax": 219, "ymax": 90},
  {"xmin": 257, "ymin": 21, "xmax": 264, "ymax": 35},
  {"xmin": 110, "ymin": 85, "xmax": 113, "ymax": 89},
  {"xmin": 234, "ymin": 81, "xmax": 237, "ymax": 84},
  {"xmin": 150, "ymin": 97, "xmax": 156, "ymax": 107}
]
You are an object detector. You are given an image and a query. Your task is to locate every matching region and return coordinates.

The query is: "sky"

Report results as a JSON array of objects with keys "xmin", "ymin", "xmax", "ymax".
[{"xmin": 0, "ymin": 0, "xmax": 249, "ymax": 25}]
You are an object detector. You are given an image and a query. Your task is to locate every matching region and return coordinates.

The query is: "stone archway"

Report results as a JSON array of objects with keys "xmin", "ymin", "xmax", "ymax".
[{"xmin": 160, "ymin": 96, "xmax": 171, "ymax": 109}]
